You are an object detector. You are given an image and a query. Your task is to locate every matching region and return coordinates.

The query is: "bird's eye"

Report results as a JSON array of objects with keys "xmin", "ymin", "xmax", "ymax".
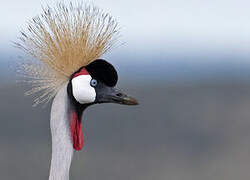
[{"xmin": 90, "ymin": 79, "xmax": 98, "ymax": 87}]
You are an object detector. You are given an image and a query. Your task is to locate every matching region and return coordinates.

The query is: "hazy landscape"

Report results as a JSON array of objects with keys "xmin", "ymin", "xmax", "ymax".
[{"xmin": 2, "ymin": 53, "xmax": 250, "ymax": 179}]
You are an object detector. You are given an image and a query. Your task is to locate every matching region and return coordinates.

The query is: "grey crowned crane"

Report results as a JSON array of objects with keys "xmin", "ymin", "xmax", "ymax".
[{"xmin": 16, "ymin": 2, "xmax": 138, "ymax": 180}]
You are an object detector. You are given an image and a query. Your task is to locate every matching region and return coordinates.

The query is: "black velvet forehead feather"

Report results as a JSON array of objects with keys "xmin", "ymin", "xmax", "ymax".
[{"xmin": 85, "ymin": 59, "xmax": 118, "ymax": 87}]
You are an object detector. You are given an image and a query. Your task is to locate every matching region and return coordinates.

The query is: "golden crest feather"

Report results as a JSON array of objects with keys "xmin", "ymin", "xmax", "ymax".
[{"xmin": 15, "ymin": 2, "xmax": 119, "ymax": 106}]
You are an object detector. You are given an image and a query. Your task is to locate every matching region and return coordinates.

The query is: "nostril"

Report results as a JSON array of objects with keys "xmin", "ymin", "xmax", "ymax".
[{"xmin": 116, "ymin": 93, "xmax": 122, "ymax": 97}]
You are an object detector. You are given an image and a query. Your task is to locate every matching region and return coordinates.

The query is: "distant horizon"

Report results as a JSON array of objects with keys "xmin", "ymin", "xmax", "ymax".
[{"xmin": 1, "ymin": 52, "xmax": 250, "ymax": 85}]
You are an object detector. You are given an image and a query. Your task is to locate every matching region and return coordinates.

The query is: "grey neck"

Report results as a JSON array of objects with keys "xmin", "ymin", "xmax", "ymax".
[{"xmin": 49, "ymin": 83, "xmax": 74, "ymax": 180}]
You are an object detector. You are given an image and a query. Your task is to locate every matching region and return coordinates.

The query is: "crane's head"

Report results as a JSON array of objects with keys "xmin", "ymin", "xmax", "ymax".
[
  {"xmin": 66, "ymin": 59, "xmax": 138, "ymax": 151},
  {"xmin": 68, "ymin": 59, "xmax": 138, "ymax": 106}
]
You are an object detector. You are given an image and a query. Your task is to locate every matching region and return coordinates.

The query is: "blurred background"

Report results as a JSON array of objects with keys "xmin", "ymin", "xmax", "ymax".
[{"xmin": 2, "ymin": 0, "xmax": 250, "ymax": 179}]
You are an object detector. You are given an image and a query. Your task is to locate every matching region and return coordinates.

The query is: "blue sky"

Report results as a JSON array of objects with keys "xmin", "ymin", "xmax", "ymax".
[{"xmin": 1, "ymin": 0, "xmax": 250, "ymax": 61}]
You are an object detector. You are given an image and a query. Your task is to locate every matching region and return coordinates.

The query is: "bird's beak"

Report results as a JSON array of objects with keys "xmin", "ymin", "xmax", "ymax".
[
  {"xmin": 96, "ymin": 87, "xmax": 139, "ymax": 105},
  {"xmin": 109, "ymin": 89, "xmax": 139, "ymax": 105}
]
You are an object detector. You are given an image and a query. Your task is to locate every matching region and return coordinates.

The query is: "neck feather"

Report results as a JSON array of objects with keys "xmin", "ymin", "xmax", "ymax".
[{"xmin": 49, "ymin": 83, "xmax": 73, "ymax": 180}]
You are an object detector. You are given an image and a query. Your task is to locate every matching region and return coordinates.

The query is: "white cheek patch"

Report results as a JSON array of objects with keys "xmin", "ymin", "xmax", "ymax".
[{"xmin": 71, "ymin": 75, "xmax": 96, "ymax": 104}]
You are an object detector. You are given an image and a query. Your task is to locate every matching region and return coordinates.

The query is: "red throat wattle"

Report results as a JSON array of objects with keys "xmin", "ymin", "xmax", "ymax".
[
  {"xmin": 69, "ymin": 67, "xmax": 88, "ymax": 151},
  {"xmin": 69, "ymin": 111, "xmax": 84, "ymax": 151}
]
